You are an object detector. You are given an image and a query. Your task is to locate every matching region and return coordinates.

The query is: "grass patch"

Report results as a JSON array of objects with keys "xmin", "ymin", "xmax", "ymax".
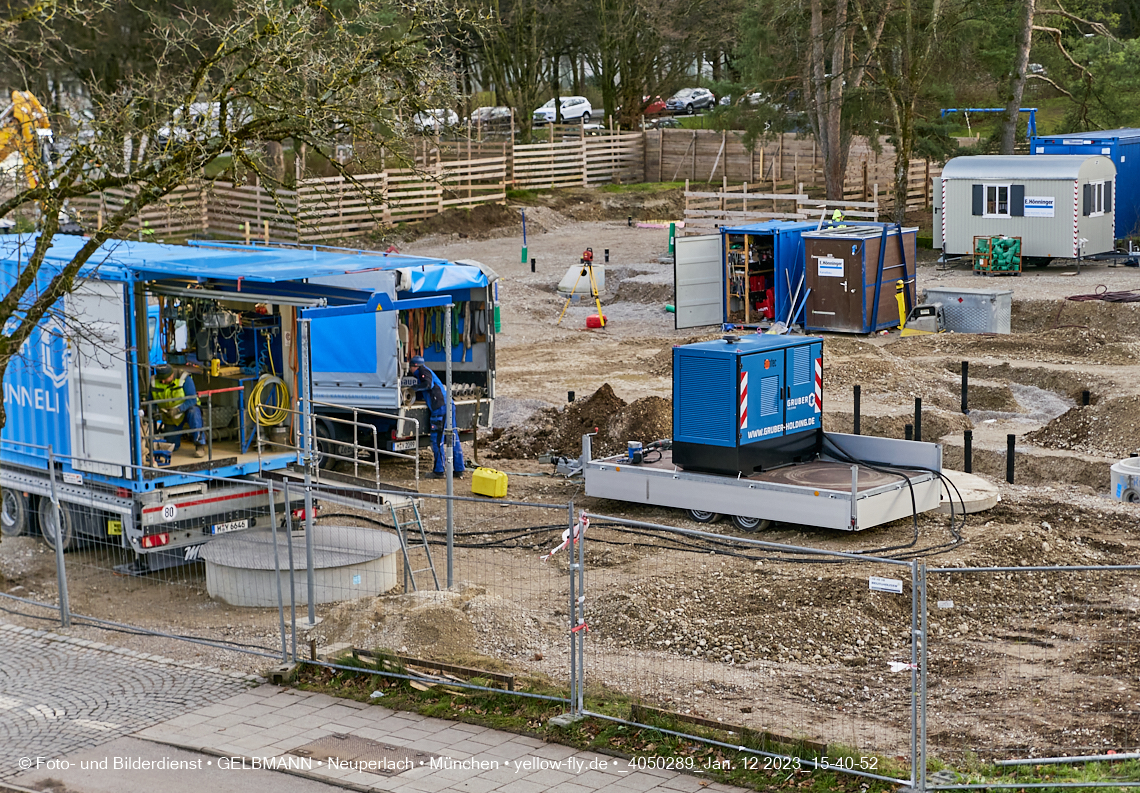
[
  {"xmin": 291, "ymin": 653, "xmax": 901, "ymax": 793},
  {"xmin": 597, "ymin": 182, "xmax": 685, "ymax": 194},
  {"xmin": 506, "ymin": 187, "xmax": 552, "ymax": 202}
]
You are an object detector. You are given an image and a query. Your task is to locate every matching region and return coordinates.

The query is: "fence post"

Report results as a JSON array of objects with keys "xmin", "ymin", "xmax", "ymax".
[
  {"xmin": 267, "ymin": 481, "xmax": 288, "ymax": 662},
  {"xmin": 919, "ymin": 562, "xmax": 928, "ymax": 793},
  {"xmin": 284, "ymin": 480, "xmax": 298, "ymax": 661},
  {"xmin": 298, "ymin": 318, "xmax": 317, "ymax": 626},
  {"xmin": 48, "ymin": 445, "xmax": 70, "ymax": 629},
  {"xmin": 445, "ymin": 302, "xmax": 455, "ymax": 588},
  {"xmin": 910, "ymin": 559, "xmax": 919, "ymax": 791},
  {"xmin": 567, "ymin": 501, "xmax": 578, "ymax": 714}
]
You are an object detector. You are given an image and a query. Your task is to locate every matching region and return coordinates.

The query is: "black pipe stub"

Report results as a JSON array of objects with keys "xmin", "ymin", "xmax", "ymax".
[
  {"xmin": 604, "ymin": 248, "xmax": 610, "ymax": 263},
  {"xmin": 531, "ymin": 257, "xmax": 536, "ymax": 273},
  {"xmin": 1082, "ymin": 389, "xmax": 1091, "ymax": 406},
  {"xmin": 964, "ymin": 430, "xmax": 973, "ymax": 474},
  {"xmin": 905, "ymin": 424, "xmax": 914, "ymax": 441},
  {"xmin": 853, "ymin": 384, "xmax": 861, "ymax": 436},
  {"xmin": 1006, "ymin": 434, "xmax": 1016, "ymax": 484},
  {"xmin": 568, "ymin": 391, "xmax": 575, "ymax": 402},
  {"xmin": 723, "ymin": 335, "xmax": 740, "ymax": 344}
]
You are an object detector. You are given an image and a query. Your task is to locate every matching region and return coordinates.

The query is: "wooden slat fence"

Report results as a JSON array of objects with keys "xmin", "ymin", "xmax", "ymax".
[{"xmin": 682, "ymin": 177, "xmax": 880, "ymax": 232}]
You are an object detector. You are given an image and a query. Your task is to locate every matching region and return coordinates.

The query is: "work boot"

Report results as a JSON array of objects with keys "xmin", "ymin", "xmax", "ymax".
[
  {"xmin": 194, "ymin": 445, "xmax": 207, "ymax": 459},
  {"xmin": 452, "ymin": 470, "xmax": 465, "ymax": 479},
  {"xmin": 428, "ymin": 471, "xmax": 446, "ymax": 479}
]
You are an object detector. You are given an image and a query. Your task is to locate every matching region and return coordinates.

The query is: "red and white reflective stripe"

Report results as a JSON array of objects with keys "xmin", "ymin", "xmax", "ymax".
[
  {"xmin": 541, "ymin": 512, "xmax": 589, "ymax": 562},
  {"xmin": 739, "ymin": 371, "xmax": 748, "ymax": 429},
  {"xmin": 813, "ymin": 358, "xmax": 823, "ymax": 413},
  {"xmin": 940, "ymin": 177, "xmax": 946, "ymax": 250},
  {"xmin": 1074, "ymin": 180, "xmax": 1080, "ymax": 257}
]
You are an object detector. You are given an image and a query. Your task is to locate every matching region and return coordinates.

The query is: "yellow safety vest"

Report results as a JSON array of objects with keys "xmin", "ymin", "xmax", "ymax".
[{"xmin": 151, "ymin": 373, "xmax": 195, "ymax": 420}]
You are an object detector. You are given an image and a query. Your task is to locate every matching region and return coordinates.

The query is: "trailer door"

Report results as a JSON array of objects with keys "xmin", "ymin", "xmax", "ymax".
[
  {"xmin": 67, "ymin": 280, "xmax": 131, "ymax": 477},
  {"xmin": 674, "ymin": 234, "xmax": 723, "ymax": 329}
]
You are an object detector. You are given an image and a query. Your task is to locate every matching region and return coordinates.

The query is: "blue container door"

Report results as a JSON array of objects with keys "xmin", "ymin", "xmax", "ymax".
[
  {"xmin": 740, "ymin": 349, "xmax": 785, "ymax": 445},
  {"xmin": 784, "ymin": 341, "xmax": 822, "ymax": 435},
  {"xmin": 774, "ymin": 230, "xmax": 806, "ymax": 324}
]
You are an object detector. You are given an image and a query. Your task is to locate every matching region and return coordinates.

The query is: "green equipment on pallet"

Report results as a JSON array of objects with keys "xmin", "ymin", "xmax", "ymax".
[{"xmin": 973, "ymin": 235, "xmax": 1022, "ymax": 275}]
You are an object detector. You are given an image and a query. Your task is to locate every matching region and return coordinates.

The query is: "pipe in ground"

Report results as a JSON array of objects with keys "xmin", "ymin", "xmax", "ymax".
[{"xmin": 1006, "ymin": 434, "xmax": 1016, "ymax": 484}]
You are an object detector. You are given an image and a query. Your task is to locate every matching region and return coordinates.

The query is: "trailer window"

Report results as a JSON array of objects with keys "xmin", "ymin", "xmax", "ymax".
[
  {"xmin": 1089, "ymin": 181, "xmax": 1105, "ymax": 216},
  {"xmin": 984, "ymin": 184, "xmax": 1010, "ymax": 217}
]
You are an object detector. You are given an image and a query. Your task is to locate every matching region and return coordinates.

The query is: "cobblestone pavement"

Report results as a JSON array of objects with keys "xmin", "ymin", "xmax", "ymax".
[{"xmin": 0, "ymin": 623, "xmax": 260, "ymax": 780}]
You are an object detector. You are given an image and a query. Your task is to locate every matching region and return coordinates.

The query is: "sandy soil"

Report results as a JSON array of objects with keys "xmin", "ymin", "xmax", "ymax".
[{"xmin": 3, "ymin": 187, "xmax": 1140, "ymax": 767}]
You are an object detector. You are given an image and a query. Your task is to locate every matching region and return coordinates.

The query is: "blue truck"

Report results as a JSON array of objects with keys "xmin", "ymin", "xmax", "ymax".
[{"xmin": 0, "ymin": 236, "xmax": 496, "ymax": 570}]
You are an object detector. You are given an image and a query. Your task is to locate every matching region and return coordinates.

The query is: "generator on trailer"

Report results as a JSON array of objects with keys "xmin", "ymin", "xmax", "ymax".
[{"xmin": 584, "ymin": 334, "xmax": 944, "ymax": 531}]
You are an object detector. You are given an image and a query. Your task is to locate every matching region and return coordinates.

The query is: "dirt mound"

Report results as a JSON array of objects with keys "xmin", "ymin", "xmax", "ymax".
[
  {"xmin": 823, "ymin": 407, "xmax": 972, "ymax": 440},
  {"xmin": 1012, "ymin": 298, "xmax": 1140, "ymax": 335},
  {"xmin": 947, "ymin": 362, "xmax": 1112, "ymax": 405},
  {"xmin": 398, "ymin": 202, "xmax": 521, "ymax": 240},
  {"xmin": 1024, "ymin": 396, "xmax": 1140, "ymax": 458},
  {"xmin": 891, "ymin": 328, "xmax": 1138, "ymax": 366},
  {"xmin": 488, "ymin": 383, "xmax": 672, "ymax": 459}
]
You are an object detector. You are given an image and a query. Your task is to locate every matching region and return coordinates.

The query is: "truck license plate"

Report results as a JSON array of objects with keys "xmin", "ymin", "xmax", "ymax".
[
  {"xmin": 392, "ymin": 440, "xmax": 417, "ymax": 451},
  {"xmin": 211, "ymin": 519, "xmax": 248, "ymax": 535}
]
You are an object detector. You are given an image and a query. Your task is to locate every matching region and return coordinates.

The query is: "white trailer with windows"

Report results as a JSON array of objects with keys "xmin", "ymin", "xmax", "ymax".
[{"xmin": 934, "ymin": 154, "xmax": 1116, "ymax": 260}]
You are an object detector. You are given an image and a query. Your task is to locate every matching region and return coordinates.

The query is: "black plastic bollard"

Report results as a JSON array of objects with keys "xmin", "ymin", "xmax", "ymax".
[
  {"xmin": 853, "ymin": 385, "xmax": 861, "ymax": 435},
  {"xmin": 1131, "ymin": 452, "xmax": 1138, "ymax": 458},
  {"xmin": 964, "ymin": 430, "xmax": 973, "ymax": 474},
  {"xmin": 914, "ymin": 397, "xmax": 923, "ymax": 443},
  {"xmin": 568, "ymin": 391, "xmax": 575, "ymax": 402},
  {"xmin": 531, "ymin": 257, "xmax": 536, "ymax": 273},
  {"xmin": 628, "ymin": 215, "xmax": 633, "ymax": 227},
  {"xmin": 604, "ymin": 248, "xmax": 610, "ymax": 263},
  {"xmin": 961, "ymin": 361, "xmax": 969, "ymax": 414},
  {"xmin": 1006, "ymin": 434, "xmax": 1016, "ymax": 484},
  {"xmin": 1082, "ymin": 390, "xmax": 1091, "ymax": 406},
  {"xmin": 905, "ymin": 424, "xmax": 913, "ymax": 441}
]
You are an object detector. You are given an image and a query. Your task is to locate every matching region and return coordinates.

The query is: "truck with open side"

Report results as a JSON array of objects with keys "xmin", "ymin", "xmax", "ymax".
[
  {"xmin": 584, "ymin": 334, "xmax": 943, "ymax": 530},
  {"xmin": 1, "ymin": 236, "xmax": 496, "ymax": 571}
]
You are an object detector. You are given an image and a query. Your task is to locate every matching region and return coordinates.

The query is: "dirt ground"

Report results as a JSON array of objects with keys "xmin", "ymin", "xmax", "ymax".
[{"xmin": 3, "ymin": 186, "xmax": 1140, "ymax": 766}]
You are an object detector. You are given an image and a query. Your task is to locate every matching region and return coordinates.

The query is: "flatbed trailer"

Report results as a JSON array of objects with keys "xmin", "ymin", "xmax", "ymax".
[{"xmin": 584, "ymin": 433, "xmax": 943, "ymax": 531}]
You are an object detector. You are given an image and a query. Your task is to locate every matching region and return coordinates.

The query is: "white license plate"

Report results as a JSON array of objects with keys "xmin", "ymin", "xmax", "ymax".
[
  {"xmin": 392, "ymin": 440, "xmax": 417, "ymax": 451},
  {"xmin": 211, "ymin": 519, "xmax": 249, "ymax": 535}
]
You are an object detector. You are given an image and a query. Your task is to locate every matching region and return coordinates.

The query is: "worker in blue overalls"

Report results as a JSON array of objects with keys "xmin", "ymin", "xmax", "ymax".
[{"xmin": 409, "ymin": 356, "xmax": 466, "ymax": 479}]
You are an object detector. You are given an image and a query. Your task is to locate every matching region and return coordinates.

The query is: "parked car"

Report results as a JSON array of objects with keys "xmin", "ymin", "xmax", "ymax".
[
  {"xmin": 412, "ymin": 108, "xmax": 459, "ymax": 133},
  {"xmin": 469, "ymin": 106, "xmax": 513, "ymax": 127},
  {"xmin": 643, "ymin": 95, "xmax": 667, "ymax": 115},
  {"xmin": 532, "ymin": 96, "xmax": 592, "ymax": 125},
  {"xmin": 645, "ymin": 116, "xmax": 683, "ymax": 129},
  {"xmin": 666, "ymin": 88, "xmax": 716, "ymax": 114},
  {"xmin": 718, "ymin": 91, "xmax": 765, "ymax": 107}
]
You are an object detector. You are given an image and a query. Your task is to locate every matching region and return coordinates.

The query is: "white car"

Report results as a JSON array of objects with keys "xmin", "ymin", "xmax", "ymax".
[
  {"xmin": 412, "ymin": 109, "xmax": 459, "ymax": 133},
  {"xmin": 532, "ymin": 96, "xmax": 592, "ymax": 125}
]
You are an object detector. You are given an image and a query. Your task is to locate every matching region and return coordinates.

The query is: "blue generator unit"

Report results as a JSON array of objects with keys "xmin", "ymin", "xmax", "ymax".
[{"xmin": 672, "ymin": 334, "xmax": 824, "ymax": 475}]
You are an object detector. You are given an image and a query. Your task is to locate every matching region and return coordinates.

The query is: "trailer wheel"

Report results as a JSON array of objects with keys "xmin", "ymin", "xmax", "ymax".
[
  {"xmin": 687, "ymin": 509, "xmax": 721, "ymax": 524},
  {"xmin": 313, "ymin": 423, "xmax": 338, "ymax": 470},
  {"xmin": 731, "ymin": 514, "xmax": 771, "ymax": 532},
  {"xmin": 37, "ymin": 497, "xmax": 77, "ymax": 552},
  {"xmin": 1, "ymin": 489, "xmax": 29, "ymax": 537}
]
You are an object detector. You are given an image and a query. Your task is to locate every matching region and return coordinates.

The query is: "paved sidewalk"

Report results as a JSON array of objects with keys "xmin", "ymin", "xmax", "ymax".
[
  {"xmin": 131, "ymin": 685, "xmax": 752, "ymax": 793},
  {"xmin": 0, "ymin": 622, "xmax": 258, "ymax": 780}
]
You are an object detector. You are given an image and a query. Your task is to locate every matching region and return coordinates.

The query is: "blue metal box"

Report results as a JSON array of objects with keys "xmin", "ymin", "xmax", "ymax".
[
  {"xmin": 672, "ymin": 334, "xmax": 823, "ymax": 474},
  {"xmin": 1031, "ymin": 129, "xmax": 1140, "ymax": 237}
]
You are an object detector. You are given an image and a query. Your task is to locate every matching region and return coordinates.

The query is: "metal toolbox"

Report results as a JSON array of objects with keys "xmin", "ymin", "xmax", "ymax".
[{"xmin": 922, "ymin": 287, "xmax": 1013, "ymax": 334}]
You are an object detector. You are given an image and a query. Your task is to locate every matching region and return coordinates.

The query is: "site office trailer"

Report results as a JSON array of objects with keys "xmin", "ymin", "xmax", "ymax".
[
  {"xmin": 672, "ymin": 221, "xmax": 818, "ymax": 330},
  {"xmin": 935, "ymin": 155, "xmax": 1116, "ymax": 259},
  {"xmin": 0, "ymin": 236, "xmax": 417, "ymax": 567},
  {"xmin": 672, "ymin": 334, "xmax": 824, "ymax": 475},
  {"xmin": 1031, "ymin": 128, "xmax": 1140, "ymax": 238},
  {"xmin": 801, "ymin": 224, "xmax": 918, "ymax": 334}
]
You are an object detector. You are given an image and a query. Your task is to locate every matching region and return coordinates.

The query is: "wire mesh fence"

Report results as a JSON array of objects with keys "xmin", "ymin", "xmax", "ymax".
[
  {"xmin": 925, "ymin": 565, "xmax": 1140, "ymax": 771},
  {"xmin": 577, "ymin": 513, "xmax": 919, "ymax": 782}
]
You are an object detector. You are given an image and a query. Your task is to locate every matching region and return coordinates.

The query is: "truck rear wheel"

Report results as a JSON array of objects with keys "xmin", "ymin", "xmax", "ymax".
[
  {"xmin": 731, "ymin": 514, "xmax": 771, "ymax": 532},
  {"xmin": 687, "ymin": 509, "xmax": 721, "ymax": 523},
  {"xmin": 1, "ymin": 489, "xmax": 29, "ymax": 537},
  {"xmin": 313, "ymin": 423, "xmax": 338, "ymax": 470},
  {"xmin": 38, "ymin": 497, "xmax": 77, "ymax": 552}
]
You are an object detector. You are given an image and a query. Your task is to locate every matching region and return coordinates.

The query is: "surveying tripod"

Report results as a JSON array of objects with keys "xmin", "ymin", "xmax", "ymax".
[{"xmin": 556, "ymin": 248, "xmax": 606, "ymax": 327}]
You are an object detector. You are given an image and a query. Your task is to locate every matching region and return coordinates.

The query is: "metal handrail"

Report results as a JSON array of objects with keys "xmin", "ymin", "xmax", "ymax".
[
  {"xmin": 140, "ymin": 386, "xmax": 243, "ymax": 465},
  {"xmin": 256, "ymin": 399, "xmax": 420, "ymax": 488}
]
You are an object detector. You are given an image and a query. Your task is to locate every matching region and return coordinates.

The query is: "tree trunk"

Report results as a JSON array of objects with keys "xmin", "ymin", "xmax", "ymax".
[
  {"xmin": 265, "ymin": 141, "xmax": 285, "ymax": 184},
  {"xmin": 1001, "ymin": 0, "xmax": 1035, "ymax": 154},
  {"xmin": 811, "ymin": 0, "xmax": 850, "ymax": 199},
  {"xmin": 893, "ymin": 103, "xmax": 915, "ymax": 225}
]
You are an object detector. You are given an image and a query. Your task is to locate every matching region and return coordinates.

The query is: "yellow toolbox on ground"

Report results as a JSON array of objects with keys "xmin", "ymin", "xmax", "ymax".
[{"xmin": 471, "ymin": 467, "xmax": 509, "ymax": 498}]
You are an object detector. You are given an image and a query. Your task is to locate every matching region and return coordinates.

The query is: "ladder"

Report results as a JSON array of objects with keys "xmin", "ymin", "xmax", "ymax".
[{"xmin": 389, "ymin": 498, "xmax": 440, "ymax": 592}]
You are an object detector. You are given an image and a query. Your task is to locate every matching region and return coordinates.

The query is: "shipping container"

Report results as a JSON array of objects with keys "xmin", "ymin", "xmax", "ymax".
[
  {"xmin": 672, "ymin": 221, "xmax": 818, "ymax": 330},
  {"xmin": 801, "ymin": 224, "xmax": 918, "ymax": 334},
  {"xmin": 1031, "ymin": 128, "xmax": 1140, "ymax": 238}
]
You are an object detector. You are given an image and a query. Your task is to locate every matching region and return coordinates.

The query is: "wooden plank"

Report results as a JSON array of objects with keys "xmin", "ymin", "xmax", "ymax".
[{"xmin": 629, "ymin": 703, "xmax": 826, "ymax": 754}]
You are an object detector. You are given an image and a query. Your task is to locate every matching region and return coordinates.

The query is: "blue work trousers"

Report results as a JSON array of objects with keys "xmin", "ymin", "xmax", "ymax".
[
  {"xmin": 168, "ymin": 405, "xmax": 205, "ymax": 449},
  {"xmin": 430, "ymin": 405, "xmax": 466, "ymax": 474}
]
